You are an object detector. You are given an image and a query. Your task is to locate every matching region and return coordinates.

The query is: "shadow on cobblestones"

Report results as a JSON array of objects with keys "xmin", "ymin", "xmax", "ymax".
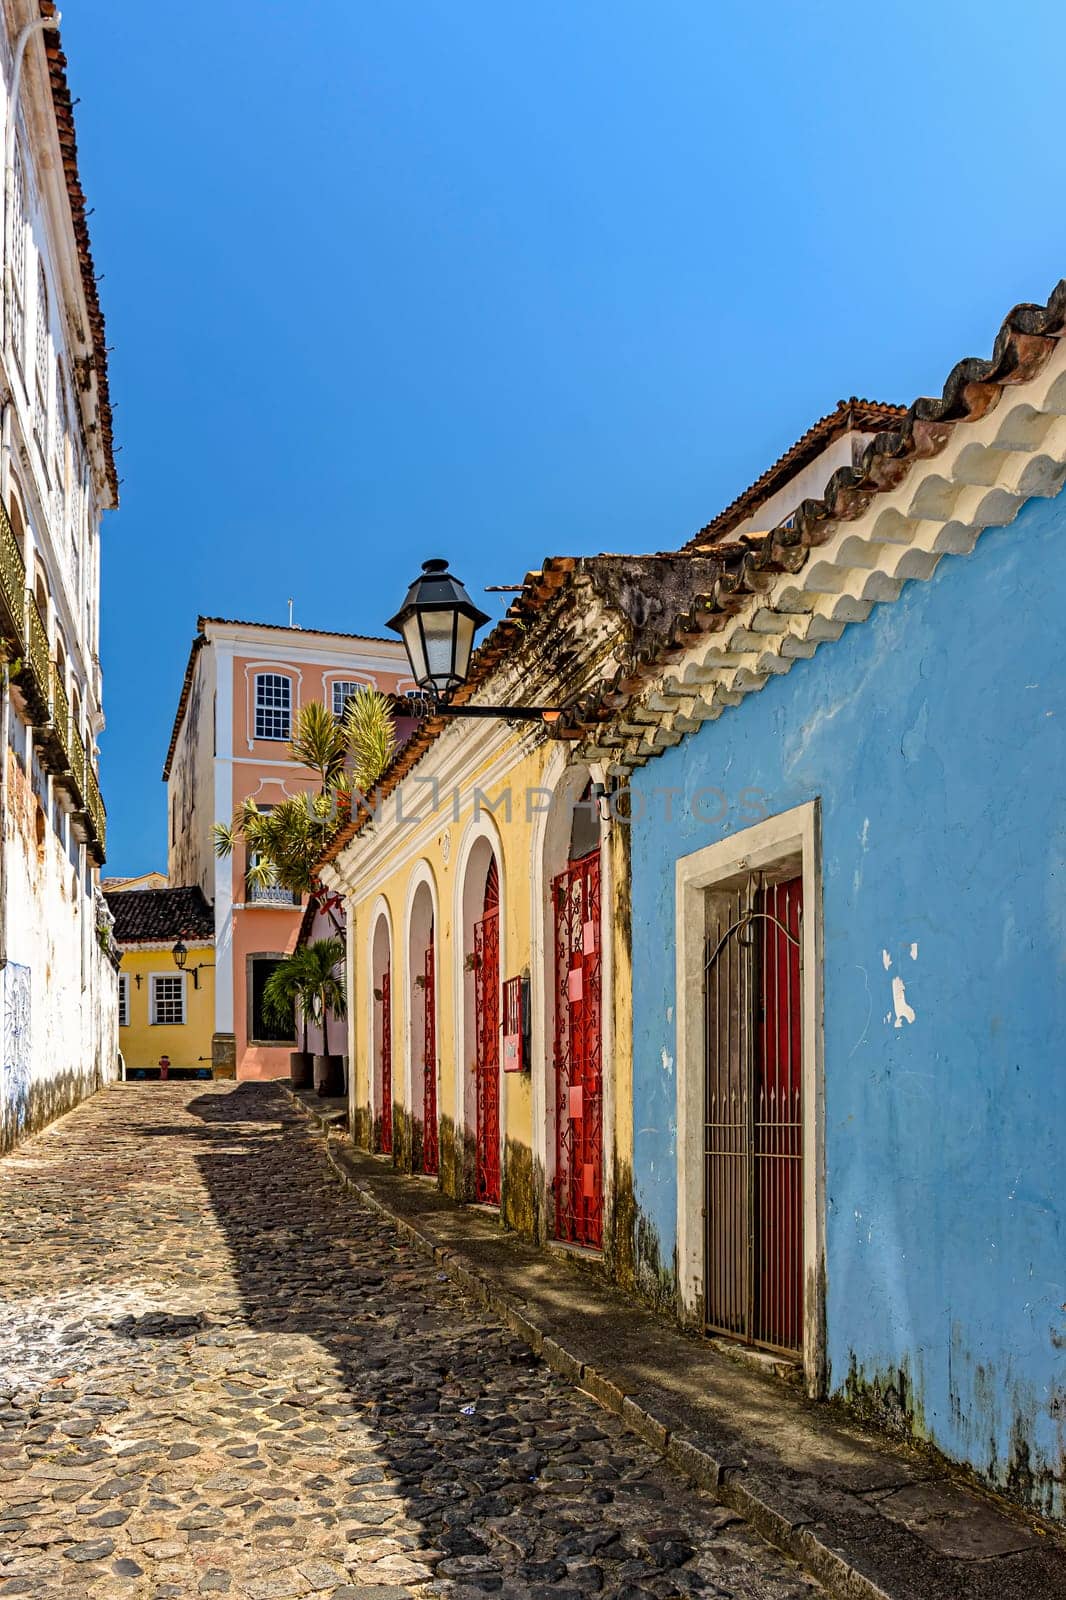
[{"xmin": 0, "ymin": 1081, "xmax": 822, "ymax": 1600}]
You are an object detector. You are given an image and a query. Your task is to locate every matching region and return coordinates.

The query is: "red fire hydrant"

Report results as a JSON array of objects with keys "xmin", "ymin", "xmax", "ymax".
[{"xmin": 159, "ymin": 1054, "xmax": 170, "ymax": 1081}]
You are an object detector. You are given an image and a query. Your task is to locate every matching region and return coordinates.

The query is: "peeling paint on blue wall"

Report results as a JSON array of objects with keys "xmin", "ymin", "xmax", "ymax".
[{"xmin": 628, "ymin": 489, "xmax": 1066, "ymax": 1516}]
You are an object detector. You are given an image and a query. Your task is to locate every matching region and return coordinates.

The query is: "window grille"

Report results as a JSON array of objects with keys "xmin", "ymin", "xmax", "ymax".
[
  {"xmin": 254, "ymin": 673, "xmax": 291, "ymax": 740},
  {"xmin": 118, "ymin": 974, "xmax": 130, "ymax": 1028},
  {"xmin": 150, "ymin": 974, "xmax": 185, "ymax": 1026},
  {"xmin": 10, "ymin": 149, "xmax": 26, "ymax": 363},
  {"xmin": 331, "ymin": 679, "xmax": 363, "ymax": 720},
  {"xmin": 34, "ymin": 264, "xmax": 48, "ymax": 452}
]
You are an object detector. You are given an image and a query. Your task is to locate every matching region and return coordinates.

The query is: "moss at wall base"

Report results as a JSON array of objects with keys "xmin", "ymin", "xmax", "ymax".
[
  {"xmin": 351, "ymin": 1103, "xmax": 372, "ymax": 1151},
  {"xmin": 1, "ymin": 1067, "xmax": 105, "ymax": 1156},
  {"xmin": 501, "ymin": 1138, "xmax": 539, "ymax": 1240}
]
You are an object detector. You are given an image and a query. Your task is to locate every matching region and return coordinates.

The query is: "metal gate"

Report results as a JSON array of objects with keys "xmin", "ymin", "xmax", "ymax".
[
  {"xmin": 704, "ymin": 874, "xmax": 802, "ymax": 1355},
  {"xmin": 380, "ymin": 963, "xmax": 393, "ymax": 1156},
  {"xmin": 553, "ymin": 849, "xmax": 603, "ymax": 1247},
  {"xmin": 474, "ymin": 859, "xmax": 501, "ymax": 1205},
  {"xmin": 422, "ymin": 932, "xmax": 439, "ymax": 1176}
]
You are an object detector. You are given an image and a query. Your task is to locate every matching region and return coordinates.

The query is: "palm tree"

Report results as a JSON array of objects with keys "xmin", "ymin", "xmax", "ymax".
[
  {"xmin": 296, "ymin": 937, "xmax": 346, "ymax": 1056},
  {"xmin": 213, "ymin": 690, "xmax": 398, "ymax": 890},
  {"xmin": 343, "ymin": 687, "xmax": 397, "ymax": 798},
  {"xmin": 288, "ymin": 699, "xmax": 349, "ymax": 792},
  {"xmin": 262, "ymin": 948, "xmax": 311, "ymax": 1049}
]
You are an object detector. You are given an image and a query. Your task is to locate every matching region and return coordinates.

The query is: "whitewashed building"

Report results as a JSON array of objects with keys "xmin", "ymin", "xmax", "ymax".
[{"xmin": 0, "ymin": 3, "xmax": 118, "ymax": 1151}]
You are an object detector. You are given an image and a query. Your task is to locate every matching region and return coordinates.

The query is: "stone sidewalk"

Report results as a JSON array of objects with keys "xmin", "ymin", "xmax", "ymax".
[
  {"xmin": 0, "ymin": 1081, "xmax": 828, "ymax": 1600},
  {"xmin": 292, "ymin": 1092, "xmax": 1066, "ymax": 1600}
]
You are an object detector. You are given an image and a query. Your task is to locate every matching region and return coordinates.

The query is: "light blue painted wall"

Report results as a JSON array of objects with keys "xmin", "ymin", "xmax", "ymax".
[{"xmin": 628, "ymin": 490, "xmax": 1066, "ymax": 1513}]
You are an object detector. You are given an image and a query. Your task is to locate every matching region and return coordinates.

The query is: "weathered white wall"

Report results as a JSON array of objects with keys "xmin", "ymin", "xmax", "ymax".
[
  {"xmin": 0, "ymin": 4, "xmax": 119, "ymax": 1148},
  {"xmin": 730, "ymin": 433, "xmax": 876, "ymax": 538},
  {"xmin": 168, "ymin": 644, "xmax": 217, "ymax": 899},
  {"xmin": 0, "ymin": 712, "xmax": 119, "ymax": 1152}
]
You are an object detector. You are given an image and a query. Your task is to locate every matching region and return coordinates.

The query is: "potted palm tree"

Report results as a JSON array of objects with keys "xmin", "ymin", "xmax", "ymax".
[
  {"xmin": 263, "ymin": 951, "xmax": 314, "ymax": 1090},
  {"xmin": 300, "ymin": 937, "xmax": 347, "ymax": 1097}
]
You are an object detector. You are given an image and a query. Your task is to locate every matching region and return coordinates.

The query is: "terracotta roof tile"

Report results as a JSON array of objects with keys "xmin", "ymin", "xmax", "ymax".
[
  {"xmin": 684, "ymin": 398, "xmax": 906, "ymax": 552},
  {"xmin": 106, "ymin": 886, "xmax": 214, "ymax": 945}
]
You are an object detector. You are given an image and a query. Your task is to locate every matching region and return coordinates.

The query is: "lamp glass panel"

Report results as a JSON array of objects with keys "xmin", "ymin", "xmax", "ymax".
[
  {"xmin": 452, "ymin": 612, "xmax": 476, "ymax": 682},
  {"xmin": 401, "ymin": 613, "xmax": 429, "ymax": 686},
  {"xmin": 421, "ymin": 609, "xmax": 457, "ymax": 687}
]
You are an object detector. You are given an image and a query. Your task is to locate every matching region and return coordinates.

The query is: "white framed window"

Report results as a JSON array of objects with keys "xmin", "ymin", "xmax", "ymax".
[
  {"xmin": 332, "ymin": 679, "xmax": 363, "ymax": 720},
  {"xmin": 254, "ymin": 673, "xmax": 291, "ymax": 740},
  {"xmin": 118, "ymin": 973, "xmax": 130, "ymax": 1027},
  {"xmin": 34, "ymin": 262, "xmax": 49, "ymax": 454},
  {"xmin": 149, "ymin": 973, "xmax": 186, "ymax": 1026},
  {"xmin": 10, "ymin": 147, "xmax": 26, "ymax": 367},
  {"xmin": 54, "ymin": 360, "xmax": 68, "ymax": 543}
]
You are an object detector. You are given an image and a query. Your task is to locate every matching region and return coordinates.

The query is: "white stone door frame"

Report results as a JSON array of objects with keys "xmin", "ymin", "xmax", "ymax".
[{"xmin": 674, "ymin": 799, "xmax": 826, "ymax": 1396}]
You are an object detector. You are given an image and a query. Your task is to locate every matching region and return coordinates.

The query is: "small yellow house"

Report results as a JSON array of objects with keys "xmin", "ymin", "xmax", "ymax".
[{"xmin": 104, "ymin": 886, "xmax": 215, "ymax": 1077}]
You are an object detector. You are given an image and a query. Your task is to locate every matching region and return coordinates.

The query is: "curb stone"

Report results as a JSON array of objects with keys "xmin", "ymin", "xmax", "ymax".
[{"xmin": 284, "ymin": 1089, "xmax": 967, "ymax": 1600}]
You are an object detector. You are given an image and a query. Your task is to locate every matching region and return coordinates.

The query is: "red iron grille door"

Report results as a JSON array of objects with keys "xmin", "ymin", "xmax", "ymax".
[
  {"xmin": 380, "ymin": 963, "xmax": 393, "ymax": 1156},
  {"xmin": 474, "ymin": 860, "xmax": 501, "ymax": 1205},
  {"xmin": 703, "ymin": 875, "xmax": 802, "ymax": 1356},
  {"xmin": 553, "ymin": 850, "xmax": 603, "ymax": 1247},
  {"xmin": 422, "ymin": 936, "xmax": 439, "ymax": 1176}
]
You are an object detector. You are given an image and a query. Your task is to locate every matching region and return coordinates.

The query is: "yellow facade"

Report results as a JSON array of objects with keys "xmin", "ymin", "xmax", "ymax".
[
  {"xmin": 118, "ymin": 946, "xmax": 215, "ymax": 1074},
  {"xmin": 324, "ymin": 713, "xmax": 635, "ymax": 1264}
]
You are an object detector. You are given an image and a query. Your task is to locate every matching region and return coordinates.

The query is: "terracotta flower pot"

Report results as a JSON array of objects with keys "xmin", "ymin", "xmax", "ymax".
[
  {"xmin": 290, "ymin": 1050, "xmax": 314, "ymax": 1090},
  {"xmin": 313, "ymin": 1053, "xmax": 345, "ymax": 1097}
]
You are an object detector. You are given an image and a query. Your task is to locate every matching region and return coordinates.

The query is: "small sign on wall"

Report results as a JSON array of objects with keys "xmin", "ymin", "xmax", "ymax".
[{"xmin": 503, "ymin": 973, "xmax": 530, "ymax": 1073}]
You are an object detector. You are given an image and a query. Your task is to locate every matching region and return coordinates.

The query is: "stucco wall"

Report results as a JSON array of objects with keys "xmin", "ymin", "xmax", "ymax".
[
  {"xmin": 628, "ymin": 489, "xmax": 1065, "ymax": 1514},
  {"xmin": 0, "ymin": 719, "xmax": 119, "ymax": 1152},
  {"xmin": 118, "ymin": 947, "xmax": 215, "ymax": 1073},
  {"xmin": 167, "ymin": 644, "xmax": 216, "ymax": 900}
]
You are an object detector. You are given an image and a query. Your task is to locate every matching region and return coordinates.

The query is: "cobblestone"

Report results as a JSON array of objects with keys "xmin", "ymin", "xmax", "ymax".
[{"xmin": 0, "ymin": 1083, "xmax": 824, "ymax": 1599}]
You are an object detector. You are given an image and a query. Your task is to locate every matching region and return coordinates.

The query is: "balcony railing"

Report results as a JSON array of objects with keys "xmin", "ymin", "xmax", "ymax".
[
  {"xmin": 86, "ymin": 764, "xmax": 106, "ymax": 862},
  {"xmin": 70, "ymin": 720, "xmax": 87, "ymax": 805},
  {"xmin": 50, "ymin": 662, "xmax": 72, "ymax": 772},
  {"xmin": 247, "ymin": 880, "xmax": 298, "ymax": 907},
  {"xmin": 15, "ymin": 591, "xmax": 50, "ymax": 721},
  {"xmin": 0, "ymin": 501, "xmax": 25, "ymax": 655}
]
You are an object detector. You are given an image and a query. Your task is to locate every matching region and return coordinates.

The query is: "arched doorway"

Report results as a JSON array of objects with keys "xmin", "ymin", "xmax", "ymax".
[
  {"xmin": 552, "ymin": 783, "xmax": 603, "ymax": 1247},
  {"xmin": 474, "ymin": 858, "xmax": 501, "ymax": 1205},
  {"xmin": 408, "ymin": 877, "xmax": 438, "ymax": 1176},
  {"xmin": 371, "ymin": 912, "xmax": 393, "ymax": 1155}
]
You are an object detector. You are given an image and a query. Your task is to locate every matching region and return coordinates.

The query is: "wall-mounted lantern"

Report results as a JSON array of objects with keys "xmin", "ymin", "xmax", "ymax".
[{"xmin": 387, "ymin": 558, "xmax": 563, "ymax": 724}]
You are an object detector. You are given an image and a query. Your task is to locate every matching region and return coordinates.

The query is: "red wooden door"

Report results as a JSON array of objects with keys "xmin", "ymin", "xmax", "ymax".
[
  {"xmin": 422, "ymin": 931, "xmax": 439, "ymax": 1176},
  {"xmin": 553, "ymin": 850, "xmax": 603, "ymax": 1247},
  {"xmin": 474, "ymin": 860, "xmax": 501, "ymax": 1204},
  {"xmin": 380, "ymin": 963, "xmax": 393, "ymax": 1156}
]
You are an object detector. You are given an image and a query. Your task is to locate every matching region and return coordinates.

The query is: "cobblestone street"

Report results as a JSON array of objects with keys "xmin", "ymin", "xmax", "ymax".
[{"xmin": 0, "ymin": 1083, "xmax": 823, "ymax": 1600}]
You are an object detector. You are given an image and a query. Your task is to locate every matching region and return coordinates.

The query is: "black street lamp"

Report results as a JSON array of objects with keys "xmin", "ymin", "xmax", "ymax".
[
  {"xmin": 171, "ymin": 935, "xmax": 215, "ymax": 990},
  {"xmin": 387, "ymin": 558, "xmax": 561, "ymax": 722}
]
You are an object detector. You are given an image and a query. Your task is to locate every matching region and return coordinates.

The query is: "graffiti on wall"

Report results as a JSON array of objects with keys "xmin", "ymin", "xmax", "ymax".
[{"xmin": 2, "ymin": 962, "xmax": 32, "ymax": 1134}]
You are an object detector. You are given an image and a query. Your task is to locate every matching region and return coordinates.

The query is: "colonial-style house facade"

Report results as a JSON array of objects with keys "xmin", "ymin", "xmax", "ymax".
[
  {"xmin": 321, "ymin": 282, "xmax": 1066, "ymax": 1522},
  {"xmin": 318, "ymin": 560, "xmax": 666, "ymax": 1262},
  {"xmin": 554, "ymin": 282, "xmax": 1066, "ymax": 1517},
  {"xmin": 0, "ymin": 4, "xmax": 118, "ymax": 1151},
  {"xmin": 163, "ymin": 616, "xmax": 412, "ymax": 1079}
]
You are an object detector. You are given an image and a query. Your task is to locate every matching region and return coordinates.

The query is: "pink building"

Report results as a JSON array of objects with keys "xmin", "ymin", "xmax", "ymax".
[{"xmin": 163, "ymin": 616, "xmax": 412, "ymax": 1079}]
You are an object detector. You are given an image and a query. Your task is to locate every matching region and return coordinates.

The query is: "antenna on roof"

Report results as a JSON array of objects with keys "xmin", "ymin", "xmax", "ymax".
[{"xmin": 287, "ymin": 597, "xmax": 295, "ymax": 628}]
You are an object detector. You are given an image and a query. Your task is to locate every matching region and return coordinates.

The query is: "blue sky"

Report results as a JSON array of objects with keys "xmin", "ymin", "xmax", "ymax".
[{"xmin": 64, "ymin": 0, "xmax": 1065, "ymax": 876}]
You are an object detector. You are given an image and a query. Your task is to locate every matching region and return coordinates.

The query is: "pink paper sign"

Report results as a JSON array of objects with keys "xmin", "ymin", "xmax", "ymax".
[{"xmin": 567, "ymin": 966, "xmax": 583, "ymax": 1003}]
